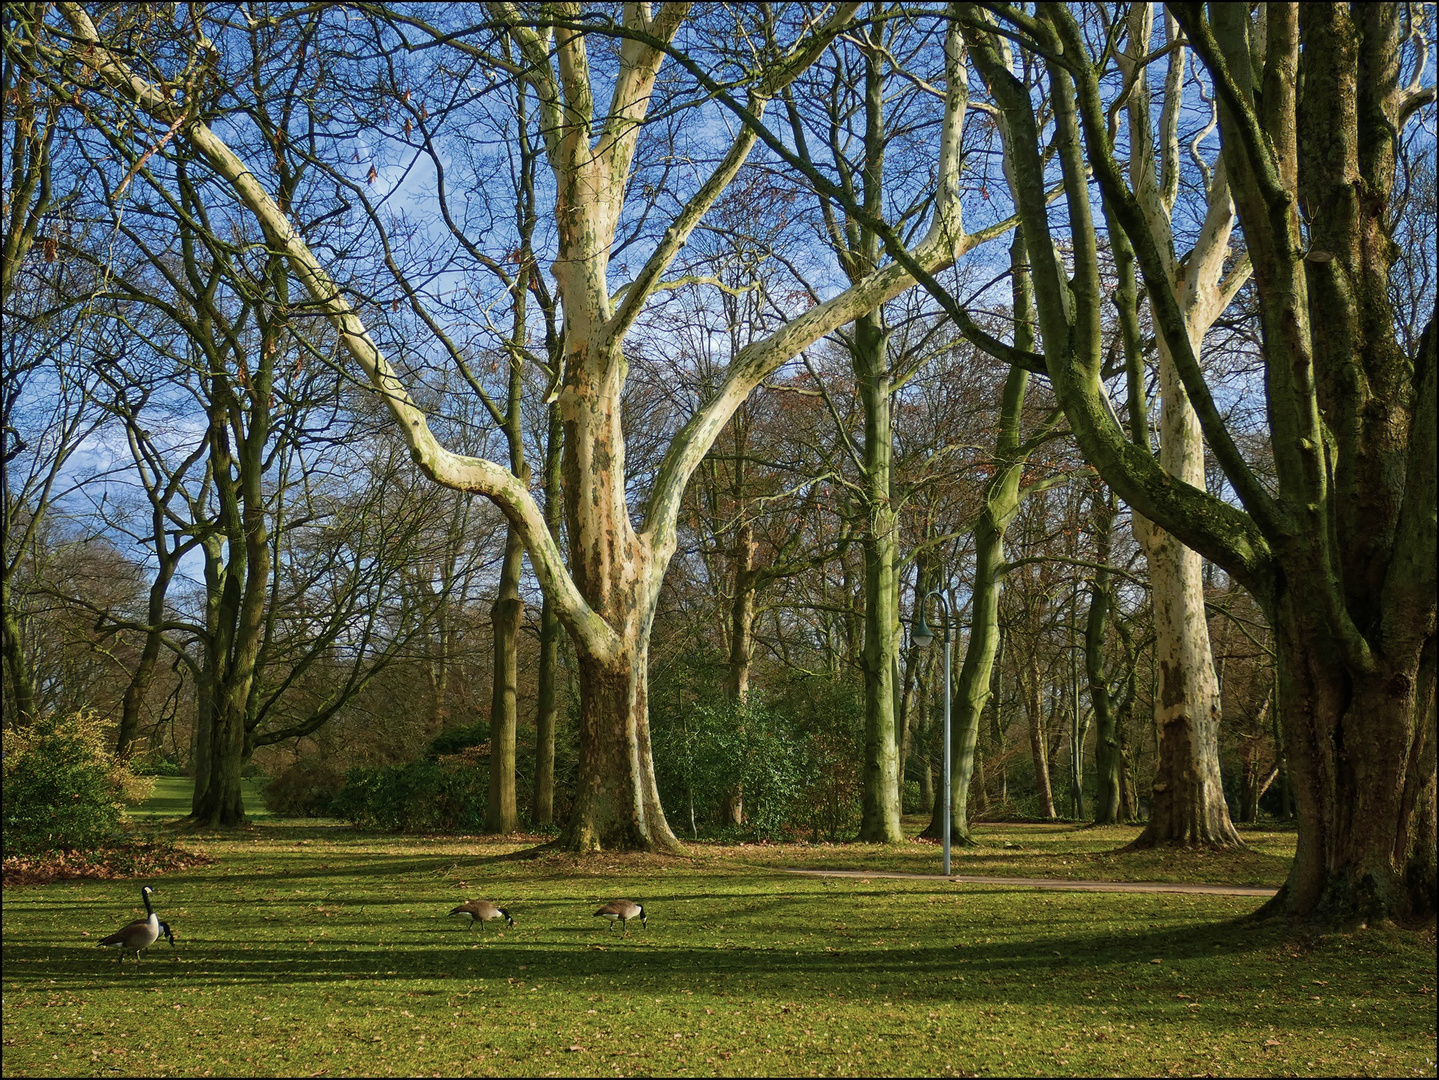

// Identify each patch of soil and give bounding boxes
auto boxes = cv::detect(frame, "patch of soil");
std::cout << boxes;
[2,839,215,886]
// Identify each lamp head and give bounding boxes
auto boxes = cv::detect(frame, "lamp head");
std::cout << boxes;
[912,609,935,649]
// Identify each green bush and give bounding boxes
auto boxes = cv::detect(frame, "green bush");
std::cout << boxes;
[132,753,186,778]
[426,722,490,759]
[331,758,489,833]
[654,694,813,842]
[783,677,864,842]
[264,757,346,818]
[2,711,142,854]
[901,779,923,815]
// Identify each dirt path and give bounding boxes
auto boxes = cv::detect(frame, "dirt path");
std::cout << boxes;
[785,868,1277,897]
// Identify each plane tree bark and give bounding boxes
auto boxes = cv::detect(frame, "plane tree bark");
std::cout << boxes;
[1115,5,1245,849]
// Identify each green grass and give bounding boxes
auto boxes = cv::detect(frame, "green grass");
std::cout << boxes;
[741,817,1298,888]
[125,776,278,822]
[3,808,1434,1076]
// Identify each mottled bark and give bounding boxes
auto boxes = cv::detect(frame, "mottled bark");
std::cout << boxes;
[1120,5,1242,849]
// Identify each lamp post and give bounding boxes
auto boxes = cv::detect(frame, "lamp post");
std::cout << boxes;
[912,589,951,877]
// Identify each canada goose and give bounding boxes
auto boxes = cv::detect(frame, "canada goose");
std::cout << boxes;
[448,899,515,931]
[594,900,646,933]
[98,885,161,964]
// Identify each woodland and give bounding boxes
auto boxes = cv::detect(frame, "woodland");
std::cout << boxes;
[2,2,1435,931]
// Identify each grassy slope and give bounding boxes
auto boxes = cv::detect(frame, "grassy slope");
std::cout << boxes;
[2,806,1434,1076]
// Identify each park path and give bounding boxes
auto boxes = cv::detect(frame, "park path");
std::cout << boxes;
[785,868,1277,898]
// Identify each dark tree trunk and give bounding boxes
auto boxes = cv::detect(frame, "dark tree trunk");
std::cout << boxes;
[1089,488,1121,825]
[486,525,523,834]
[532,402,564,827]
[1261,610,1436,923]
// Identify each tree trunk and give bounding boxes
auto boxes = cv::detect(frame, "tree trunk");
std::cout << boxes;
[1129,349,1240,848]
[720,520,758,826]
[1022,651,1056,819]
[1,594,35,727]
[922,234,1041,840]
[115,558,178,757]
[193,688,247,826]
[560,643,681,853]
[552,336,681,854]
[190,383,270,828]
[1261,608,1437,923]
[855,308,904,844]
[486,524,523,834]
[920,407,1018,844]
[1089,487,1121,825]
[532,402,564,827]
[917,670,934,815]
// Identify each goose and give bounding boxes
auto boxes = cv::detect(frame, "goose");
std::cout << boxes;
[98,885,161,964]
[593,900,646,933]
[448,899,515,931]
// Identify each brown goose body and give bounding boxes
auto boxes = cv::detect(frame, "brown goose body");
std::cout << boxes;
[98,886,162,963]
[448,900,514,930]
[594,900,646,933]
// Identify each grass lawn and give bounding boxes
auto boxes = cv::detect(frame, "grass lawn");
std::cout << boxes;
[2,798,1434,1077]
[124,776,277,822]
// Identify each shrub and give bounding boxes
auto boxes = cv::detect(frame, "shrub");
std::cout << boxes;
[331,758,489,833]
[264,758,347,818]
[2,711,145,854]
[901,780,923,815]
[131,753,186,778]
[426,722,490,759]
[654,694,811,842]
[787,679,864,842]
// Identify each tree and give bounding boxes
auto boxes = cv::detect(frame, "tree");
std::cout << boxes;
[52,3,1011,851]
[921,232,1064,842]
[957,3,1435,922]
[1115,4,1245,849]
[2,11,101,727]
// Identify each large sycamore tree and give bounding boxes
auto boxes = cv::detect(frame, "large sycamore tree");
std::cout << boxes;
[47,2,1013,850]
[955,2,1434,924]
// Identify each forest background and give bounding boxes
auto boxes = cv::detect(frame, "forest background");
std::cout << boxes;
[3,2,1434,929]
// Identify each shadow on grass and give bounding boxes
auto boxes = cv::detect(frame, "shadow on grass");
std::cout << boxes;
[6,909,1271,999]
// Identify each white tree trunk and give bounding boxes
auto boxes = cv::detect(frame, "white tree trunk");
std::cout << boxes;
[1122,4,1245,847]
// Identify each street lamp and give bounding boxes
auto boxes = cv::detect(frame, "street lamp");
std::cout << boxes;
[912,588,952,877]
